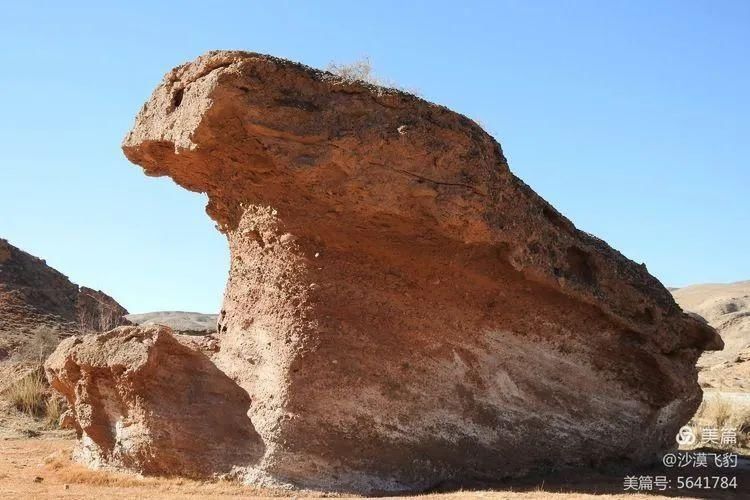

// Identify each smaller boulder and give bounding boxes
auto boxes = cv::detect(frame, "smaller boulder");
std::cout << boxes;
[44,325,263,478]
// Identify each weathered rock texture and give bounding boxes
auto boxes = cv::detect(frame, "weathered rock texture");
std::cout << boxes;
[45,325,262,478]
[92,51,723,492]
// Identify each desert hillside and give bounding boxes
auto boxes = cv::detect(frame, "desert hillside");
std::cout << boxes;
[672,281,750,391]
[0,238,129,437]
[0,238,129,365]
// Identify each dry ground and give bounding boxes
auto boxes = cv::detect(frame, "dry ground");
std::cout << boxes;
[1,437,748,499]
[0,438,294,499]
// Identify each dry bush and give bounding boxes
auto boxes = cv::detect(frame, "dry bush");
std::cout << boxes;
[16,326,60,362]
[1,326,67,424]
[44,394,66,428]
[5,368,47,416]
[687,396,750,451]
[326,57,379,84]
[702,397,732,429]
[2,362,67,426]
[326,56,420,96]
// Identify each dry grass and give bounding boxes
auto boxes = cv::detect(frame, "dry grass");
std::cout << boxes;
[2,438,736,499]
[44,451,187,488]
[733,405,750,449]
[44,394,65,428]
[0,326,69,428]
[4,368,47,417]
[41,449,299,496]
[699,396,732,428]
[326,57,380,84]
[55,466,150,488]
[686,395,750,450]
[1,362,67,428]
[325,57,420,96]
[19,327,60,361]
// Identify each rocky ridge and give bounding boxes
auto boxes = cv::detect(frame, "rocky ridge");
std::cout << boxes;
[0,238,129,366]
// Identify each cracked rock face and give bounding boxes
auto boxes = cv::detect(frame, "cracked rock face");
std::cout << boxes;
[113,51,723,492]
[45,326,263,478]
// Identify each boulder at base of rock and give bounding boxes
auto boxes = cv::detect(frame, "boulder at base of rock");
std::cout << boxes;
[44,325,263,478]
[89,51,723,493]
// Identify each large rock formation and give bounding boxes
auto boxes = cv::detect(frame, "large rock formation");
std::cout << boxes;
[56,51,722,493]
[0,238,129,364]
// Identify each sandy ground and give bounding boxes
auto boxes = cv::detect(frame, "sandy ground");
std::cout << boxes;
[0,438,294,499]
[1,437,748,499]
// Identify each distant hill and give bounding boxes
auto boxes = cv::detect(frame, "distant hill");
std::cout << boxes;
[126,311,218,335]
[671,280,750,391]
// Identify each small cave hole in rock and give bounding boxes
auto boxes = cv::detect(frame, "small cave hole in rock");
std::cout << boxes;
[565,246,597,285]
[171,87,184,111]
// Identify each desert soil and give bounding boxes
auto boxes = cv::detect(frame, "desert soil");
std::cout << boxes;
[1,436,747,499]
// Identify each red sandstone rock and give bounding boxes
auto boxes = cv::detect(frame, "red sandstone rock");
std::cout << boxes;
[44,325,263,478]
[75,51,722,492]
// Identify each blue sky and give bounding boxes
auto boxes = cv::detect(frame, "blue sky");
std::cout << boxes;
[1,1,748,313]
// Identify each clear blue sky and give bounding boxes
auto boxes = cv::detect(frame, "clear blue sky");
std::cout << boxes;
[1,1,748,313]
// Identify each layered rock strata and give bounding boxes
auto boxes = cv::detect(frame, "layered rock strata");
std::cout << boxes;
[53,51,721,493]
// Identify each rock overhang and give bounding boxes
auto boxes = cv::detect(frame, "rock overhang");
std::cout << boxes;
[121,50,720,355]
[46,49,728,493]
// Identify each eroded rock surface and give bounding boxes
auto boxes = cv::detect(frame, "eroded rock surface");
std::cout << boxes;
[45,325,262,478]
[115,51,722,492]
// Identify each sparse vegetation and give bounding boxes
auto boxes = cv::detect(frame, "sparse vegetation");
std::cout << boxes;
[684,396,750,450]
[44,394,66,428]
[2,360,66,427]
[698,396,733,429]
[16,326,61,362]
[5,368,47,417]
[325,56,420,95]
[326,56,379,84]
[41,447,278,494]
